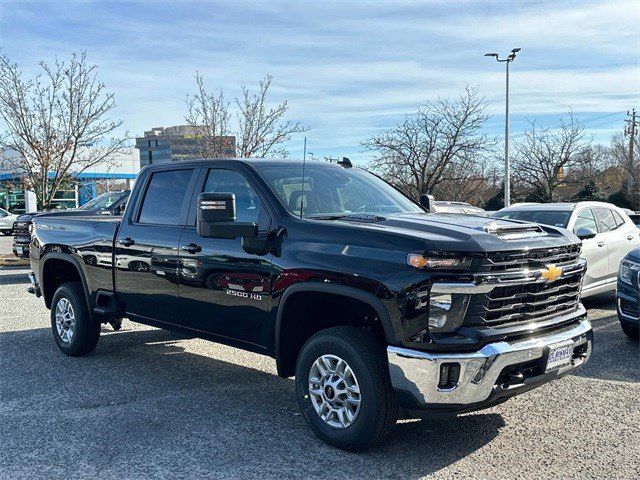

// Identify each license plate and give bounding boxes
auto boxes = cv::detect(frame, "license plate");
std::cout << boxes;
[546,342,574,372]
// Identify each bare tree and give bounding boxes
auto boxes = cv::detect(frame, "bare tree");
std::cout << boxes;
[0,51,129,209]
[363,87,493,200]
[512,114,591,202]
[185,72,231,157]
[611,131,640,207]
[185,74,308,158]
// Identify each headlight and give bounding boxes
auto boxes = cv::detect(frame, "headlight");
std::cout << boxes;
[620,260,636,285]
[407,254,472,270]
[428,292,470,333]
[28,223,34,235]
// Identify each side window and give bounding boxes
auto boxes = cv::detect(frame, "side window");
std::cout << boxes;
[573,209,598,233]
[203,169,261,224]
[593,208,617,233]
[612,210,626,228]
[138,169,194,225]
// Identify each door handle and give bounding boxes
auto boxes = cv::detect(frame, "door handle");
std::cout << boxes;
[597,241,605,248]
[119,237,135,247]
[627,234,635,241]
[180,243,202,254]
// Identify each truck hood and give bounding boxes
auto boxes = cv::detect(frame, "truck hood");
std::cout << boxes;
[625,246,640,263]
[328,213,579,253]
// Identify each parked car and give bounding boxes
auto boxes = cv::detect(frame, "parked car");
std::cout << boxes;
[493,202,640,297]
[27,159,593,451]
[433,201,486,215]
[0,207,18,235]
[12,190,130,258]
[617,247,639,340]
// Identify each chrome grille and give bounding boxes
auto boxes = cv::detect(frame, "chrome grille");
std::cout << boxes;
[465,274,583,327]
[486,245,581,272]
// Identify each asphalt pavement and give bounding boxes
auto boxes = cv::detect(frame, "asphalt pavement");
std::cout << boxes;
[0,265,638,480]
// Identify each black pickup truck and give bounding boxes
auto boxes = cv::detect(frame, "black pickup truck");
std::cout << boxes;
[28,159,593,450]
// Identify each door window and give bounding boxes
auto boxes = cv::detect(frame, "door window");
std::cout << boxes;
[612,210,626,228]
[573,209,597,233]
[138,169,194,225]
[593,208,618,233]
[203,169,261,224]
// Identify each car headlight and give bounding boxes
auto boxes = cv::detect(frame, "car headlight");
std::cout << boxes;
[620,260,636,285]
[407,254,472,270]
[428,293,470,333]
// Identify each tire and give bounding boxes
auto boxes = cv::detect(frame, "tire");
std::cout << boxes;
[295,326,398,451]
[51,282,100,356]
[620,319,639,341]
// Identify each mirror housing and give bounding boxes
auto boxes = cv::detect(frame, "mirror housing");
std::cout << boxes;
[419,194,434,213]
[197,192,258,239]
[575,227,597,240]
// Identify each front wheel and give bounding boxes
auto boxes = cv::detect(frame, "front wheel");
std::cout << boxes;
[51,282,100,356]
[295,326,398,451]
[620,319,639,341]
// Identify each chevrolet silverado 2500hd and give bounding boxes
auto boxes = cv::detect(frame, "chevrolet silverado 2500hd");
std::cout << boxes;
[28,159,593,451]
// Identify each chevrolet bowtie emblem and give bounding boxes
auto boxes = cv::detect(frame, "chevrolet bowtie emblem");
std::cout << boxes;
[541,264,563,282]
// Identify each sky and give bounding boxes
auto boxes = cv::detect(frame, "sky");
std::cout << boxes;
[0,0,638,167]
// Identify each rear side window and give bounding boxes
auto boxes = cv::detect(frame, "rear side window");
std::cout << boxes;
[138,169,194,225]
[593,208,617,232]
[612,210,626,228]
[573,209,597,233]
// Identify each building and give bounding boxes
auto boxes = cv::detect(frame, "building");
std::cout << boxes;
[0,149,139,213]
[135,125,236,168]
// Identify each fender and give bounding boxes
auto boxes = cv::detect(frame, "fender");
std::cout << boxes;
[39,252,95,317]
[273,282,397,364]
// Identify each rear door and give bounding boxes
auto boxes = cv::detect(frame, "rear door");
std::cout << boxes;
[177,165,276,348]
[573,208,608,287]
[115,166,198,324]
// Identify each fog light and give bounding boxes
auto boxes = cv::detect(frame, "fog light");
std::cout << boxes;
[438,362,461,389]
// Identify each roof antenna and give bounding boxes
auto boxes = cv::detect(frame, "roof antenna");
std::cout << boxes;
[299,136,307,219]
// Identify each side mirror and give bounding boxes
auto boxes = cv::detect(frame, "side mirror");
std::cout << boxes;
[419,194,434,213]
[197,192,258,239]
[575,227,597,240]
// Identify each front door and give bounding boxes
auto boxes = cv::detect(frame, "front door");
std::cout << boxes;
[115,167,197,324]
[177,166,276,348]
[573,208,608,288]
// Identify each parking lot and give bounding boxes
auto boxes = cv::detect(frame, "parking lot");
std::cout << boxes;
[0,236,638,479]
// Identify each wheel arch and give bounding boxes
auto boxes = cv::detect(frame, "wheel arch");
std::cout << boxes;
[40,253,94,314]
[274,283,396,378]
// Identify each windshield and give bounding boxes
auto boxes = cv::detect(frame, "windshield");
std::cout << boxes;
[78,191,126,211]
[254,164,424,218]
[493,209,572,228]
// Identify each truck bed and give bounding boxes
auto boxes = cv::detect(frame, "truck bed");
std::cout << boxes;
[31,215,120,296]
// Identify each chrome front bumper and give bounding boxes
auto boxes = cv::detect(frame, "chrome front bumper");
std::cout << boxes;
[388,315,592,408]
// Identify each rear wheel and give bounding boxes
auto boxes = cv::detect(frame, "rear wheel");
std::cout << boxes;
[620,319,639,341]
[295,326,398,451]
[51,282,100,356]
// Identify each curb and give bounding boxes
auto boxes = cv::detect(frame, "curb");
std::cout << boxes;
[0,256,29,267]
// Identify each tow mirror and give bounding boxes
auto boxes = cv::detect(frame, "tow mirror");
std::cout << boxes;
[575,227,597,240]
[419,194,434,213]
[197,192,258,239]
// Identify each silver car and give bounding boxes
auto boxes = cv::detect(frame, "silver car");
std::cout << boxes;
[0,207,18,235]
[493,202,640,297]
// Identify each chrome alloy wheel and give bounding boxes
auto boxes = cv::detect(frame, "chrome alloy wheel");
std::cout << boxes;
[308,354,361,429]
[55,298,76,343]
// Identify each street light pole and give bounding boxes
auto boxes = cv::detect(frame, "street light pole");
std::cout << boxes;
[485,48,521,208]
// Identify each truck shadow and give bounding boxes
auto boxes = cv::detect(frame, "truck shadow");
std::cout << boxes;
[0,325,504,479]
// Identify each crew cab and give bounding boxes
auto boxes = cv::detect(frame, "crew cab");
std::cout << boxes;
[28,159,593,450]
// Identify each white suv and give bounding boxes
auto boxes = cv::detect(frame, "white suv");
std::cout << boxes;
[0,207,18,235]
[493,202,640,297]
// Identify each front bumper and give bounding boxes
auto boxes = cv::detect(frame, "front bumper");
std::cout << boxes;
[388,316,592,416]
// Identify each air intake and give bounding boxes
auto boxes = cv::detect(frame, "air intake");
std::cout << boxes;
[483,222,547,240]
